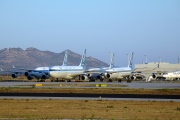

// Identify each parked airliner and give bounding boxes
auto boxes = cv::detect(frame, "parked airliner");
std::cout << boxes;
[49,49,86,81]
[85,53,115,81]
[24,50,69,81]
[1,50,68,81]
[162,70,180,80]
[104,52,134,82]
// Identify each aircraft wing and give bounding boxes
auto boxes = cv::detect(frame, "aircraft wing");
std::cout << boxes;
[85,70,104,74]
[18,68,37,72]
[0,69,24,74]
[85,67,109,73]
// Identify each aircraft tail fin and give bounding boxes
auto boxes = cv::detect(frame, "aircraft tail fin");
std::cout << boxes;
[62,50,68,66]
[79,49,86,67]
[128,52,134,69]
[109,53,114,69]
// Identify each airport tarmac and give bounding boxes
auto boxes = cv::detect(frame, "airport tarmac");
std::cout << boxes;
[0,81,180,89]
[0,81,179,101]
[1,96,180,102]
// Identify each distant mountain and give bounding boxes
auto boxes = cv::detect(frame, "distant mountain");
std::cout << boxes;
[0,47,108,70]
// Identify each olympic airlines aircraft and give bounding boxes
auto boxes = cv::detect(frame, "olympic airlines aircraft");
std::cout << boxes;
[162,70,180,80]
[1,50,68,81]
[85,53,115,81]
[24,50,69,81]
[0,65,24,77]
[104,52,134,82]
[49,49,86,81]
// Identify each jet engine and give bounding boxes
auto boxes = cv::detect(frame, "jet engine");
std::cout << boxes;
[87,73,103,80]
[11,73,18,78]
[152,73,157,79]
[96,75,102,80]
[130,75,136,80]
[104,73,111,78]
[81,75,89,80]
[86,73,91,77]
[27,75,34,80]
[42,72,49,79]
[42,75,48,79]
[24,72,29,76]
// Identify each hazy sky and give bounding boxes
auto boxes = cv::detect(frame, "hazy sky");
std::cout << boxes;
[0,0,180,66]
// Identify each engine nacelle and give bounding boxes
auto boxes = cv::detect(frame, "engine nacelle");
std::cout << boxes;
[24,72,29,76]
[130,76,136,80]
[87,73,103,80]
[81,75,89,80]
[27,75,34,80]
[12,73,18,78]
[85,73,91,77]
[42,74,49,79]
[104,73,111,78]
[96,75,102,80]
[152,73,157,78]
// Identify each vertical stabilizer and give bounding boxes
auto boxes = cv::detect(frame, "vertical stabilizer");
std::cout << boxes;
[79,49,86,67]
[109,53,114,69]
[128,52,134,69]
[62,50,68,66]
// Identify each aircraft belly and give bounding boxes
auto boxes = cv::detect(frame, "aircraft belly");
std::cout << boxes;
[30,72,41,79]
[50,71,83,79]
[50,71,67,78]
[110,73,119,79]
[120,72,131,77]
[110,72,131,79]
[64,71,84,79]
[33,74,41,79]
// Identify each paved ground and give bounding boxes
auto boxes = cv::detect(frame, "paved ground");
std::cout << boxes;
[0,81,179,101]
[0,81,180,89]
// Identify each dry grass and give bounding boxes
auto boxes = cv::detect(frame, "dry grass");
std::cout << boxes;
[0,75,28,81]
[0,75,52,82]
[0,99,180,119]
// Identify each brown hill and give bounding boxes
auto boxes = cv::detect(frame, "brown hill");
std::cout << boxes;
[0,47,108,70]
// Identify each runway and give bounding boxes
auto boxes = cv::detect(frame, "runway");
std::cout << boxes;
[0,81,179,101]
[1,96,179,102]
[0,92,180,102]
[0,81,180,89]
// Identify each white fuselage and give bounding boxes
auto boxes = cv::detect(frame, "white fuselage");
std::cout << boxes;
[88,67,109,72]
[106,67,132,79]
[49,66,85,79]
[163,71,180,80]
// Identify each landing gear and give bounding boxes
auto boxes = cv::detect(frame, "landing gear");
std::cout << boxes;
[107,79,112,82]
[37,79,45,82]
[67,80,71,82]
[89,78,95,82]
[127,79,132,83]
[100,78,104,82]
[118,79,122,82]
[89,80,95,82]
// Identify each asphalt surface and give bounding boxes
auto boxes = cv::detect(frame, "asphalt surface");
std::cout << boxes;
[0,81,179,101]
[0,81,180,89]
